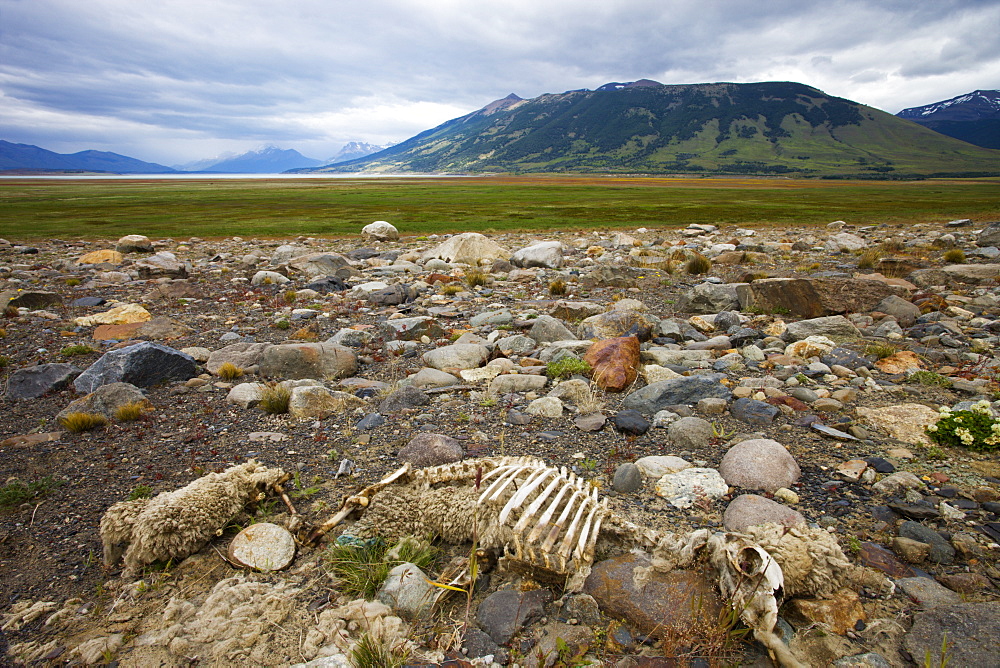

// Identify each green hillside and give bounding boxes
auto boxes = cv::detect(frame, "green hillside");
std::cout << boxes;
[314,82,1000,177]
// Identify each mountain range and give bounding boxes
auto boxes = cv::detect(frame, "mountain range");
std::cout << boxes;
[310,81,1000,177]
[0,140,175,174]
[896,89,1000,149]
[173,146,324,173]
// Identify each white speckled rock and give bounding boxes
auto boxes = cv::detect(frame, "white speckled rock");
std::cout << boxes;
[654,468,728,509]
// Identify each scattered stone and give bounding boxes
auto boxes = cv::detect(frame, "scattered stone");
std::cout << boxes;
[227,523,295,571]
[622,374,732,415]
[56,382,147,421]
[898,577,963,608]
[258,342,357,380]
[786,588,865,635]
[904,603,1000,668]
[376,562,437,620]
[723,494,805,531]
[612,409,650,436]
[583,336,640,392]
[730,397,779,425]
[899,521,955,564]
[574,412,606,432]
[612,463,643,493]
[361,221,399,241]
[423,344,489,371]
[5,363,82,400]
[476,589,548,645]
[666,416,713,449]
[74,342,197,393]
[719,438,800,492]
[378,385,430,413]
[654,467,728,508]
[397,433,463,467]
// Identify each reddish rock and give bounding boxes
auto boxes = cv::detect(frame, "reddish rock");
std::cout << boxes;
[936,573,990,595]
[93,322,143,341]
[583,553,722,637]
[584,336,640,393]
[766,395,810,411]
[858,542,916,578]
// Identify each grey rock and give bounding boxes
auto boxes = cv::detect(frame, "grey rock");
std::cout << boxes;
[528,315,577,343]
[875,295,921,328]
[622,374,731,415]
[675,283,741,314]
[355,413,385,430]
[206,342,271,374]
[398,433,463,467]
[376,562,437,619]
[378,385,430,412]
[56,382,146,421]
[288,252,350,278]
[574,412,606,432]
[904,603,1000,668]
[783,315,862,342]
[462,629,507,663]
[470,309,513,327]
[488,373,547,394]
[612,409,650,436]
[258,342,357,380]
[975,221,1000,247]
[612,463,643,493]
[476,589,549,645]
[510,240,564,269]
[423,344,489,371]
[5,363,82,399]
[667,416,714,449]
[899,521,955,564]
[226,382,266,408]
[578,310,657,341]
[493,334,537,355]
[74,342,197,393]
[409,368,460,388]
[719,438,800,493]
[384,315,446,341]
[134,251,188,278]
[730,397,780,425]
[832,653,892,668]
[326,328,373,348]
[368,284,416,305]
[724,494,805,532]
[654,468,728,508]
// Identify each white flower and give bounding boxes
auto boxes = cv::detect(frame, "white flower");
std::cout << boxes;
[927,424,938,432]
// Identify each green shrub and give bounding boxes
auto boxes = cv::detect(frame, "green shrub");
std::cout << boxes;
[60,344,95,357]
[908,371,952,387]
[927,401,1000,452]
[128,484,154,501]
[274,318,291,330]
[0,476,62,509]
[325,536,436,600]
[546,357,592,379]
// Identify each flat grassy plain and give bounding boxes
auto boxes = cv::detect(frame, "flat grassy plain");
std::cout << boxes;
[2,175,999,240]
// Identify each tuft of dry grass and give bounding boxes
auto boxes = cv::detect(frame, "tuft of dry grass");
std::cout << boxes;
[259,384,291,414]
[114,401,151,422]
[463,269,489,288]
[440,283,462,296]
[549,278,567,295]
[59,412,109,433]
[942,248,966,263]
[684,253,712,275]
[216,362,244,380]
[856,248,882,271]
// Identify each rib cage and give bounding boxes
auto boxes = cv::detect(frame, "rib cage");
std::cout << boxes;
[476,459,609,574]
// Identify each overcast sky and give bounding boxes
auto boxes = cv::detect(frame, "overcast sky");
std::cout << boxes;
[2,0,998,166]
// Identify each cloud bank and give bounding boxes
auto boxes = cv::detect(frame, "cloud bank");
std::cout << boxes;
[2,0,998,164]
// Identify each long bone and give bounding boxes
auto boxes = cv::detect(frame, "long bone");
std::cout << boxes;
[498,467,557,524]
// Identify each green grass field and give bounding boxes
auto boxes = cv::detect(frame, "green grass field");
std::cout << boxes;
[1,176,999,240]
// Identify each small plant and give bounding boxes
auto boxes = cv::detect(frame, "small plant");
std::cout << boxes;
[684,253,712,275]
[0,476,62,509]
[259,384,291,414]
[924,631,951,668]
[350,631,410,668]
[0,355,10,367]
[440,283,461,296]
[463,268,489,288]
[927,400,1000,452]
[274,318,291,330]
[942,248,966,263]
[846,535,862,554]
[3,305,18,318]
[325,536,436,600]
[549,278,567,295]
[925,446,948,461]
[60,344,95,357]
[114,401,149,422]
[0,328,6,338]
[216,361,244,380]
[127,484,154,501]
[908,370,952,388]
[290,472,322,499]
[282,290,298,305]
[864,341,899,360]
[546,357,592,380]
[580,458,597,472]
[59,411,109,433]
[65,277,81,287]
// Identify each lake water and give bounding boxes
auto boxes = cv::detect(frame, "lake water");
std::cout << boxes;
[0,172,465,180]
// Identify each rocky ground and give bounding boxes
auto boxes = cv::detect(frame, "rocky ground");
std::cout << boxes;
[1,218,1000,667]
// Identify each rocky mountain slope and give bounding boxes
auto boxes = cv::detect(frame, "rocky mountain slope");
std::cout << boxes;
[311,81,1000,177]
[896,90,1000,149]
[0,140,176,174]
[2,220,1000,666]
[324,141,398,165]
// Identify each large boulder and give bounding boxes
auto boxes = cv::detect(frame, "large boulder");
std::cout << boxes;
[115,234,153,253]
[578,310,657,342]
[5,363,82,400]
[782,315,862,342]
[362,221,399,241]
[206,342,272,374]
[134,251,188,278]
[74,342,197,393]
[422,344,489,371]
[738,277,899,318]
[622,374,731,415]
[528,315,577,344]
[288,252,350,278]
[258,343,357,380]
[723,494,805,531]
[675,283,740,314]
[975,222,1000,247]
[824,232,867,252]
[510,241,564,269]
[421,232,509,266]
[0,290,63,310]
[397,433,463,468]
